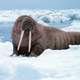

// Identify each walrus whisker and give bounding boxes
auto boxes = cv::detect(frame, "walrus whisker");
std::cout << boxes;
[17,30,24,51]
[28,31,32,53]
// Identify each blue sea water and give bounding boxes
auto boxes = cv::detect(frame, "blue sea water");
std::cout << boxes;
[0,22,13,42]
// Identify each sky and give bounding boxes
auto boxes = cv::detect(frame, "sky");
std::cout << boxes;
[0,0,80,10]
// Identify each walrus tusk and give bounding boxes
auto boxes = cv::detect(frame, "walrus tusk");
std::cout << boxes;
[17,30,31,53]
[28,31,32,53]
[17,30,24,51]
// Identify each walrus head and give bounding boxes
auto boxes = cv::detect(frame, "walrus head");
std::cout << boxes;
[17,16,36,54]
[21,16,36,31]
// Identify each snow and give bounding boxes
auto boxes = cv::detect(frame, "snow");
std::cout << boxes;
[0,9,80,80]
[0,9,80,25]
[0,42,80,80]
[62,20,80,31]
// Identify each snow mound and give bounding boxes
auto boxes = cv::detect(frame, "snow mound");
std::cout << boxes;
[0,41,80,80]
[0,9,80,26]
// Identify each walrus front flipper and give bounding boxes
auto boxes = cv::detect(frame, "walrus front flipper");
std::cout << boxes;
[11,45,20,56]
[31,44,44,56]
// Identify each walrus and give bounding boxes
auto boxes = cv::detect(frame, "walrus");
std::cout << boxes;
[11,15,80,57]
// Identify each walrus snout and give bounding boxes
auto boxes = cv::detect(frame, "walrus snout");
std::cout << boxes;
[22,21,33,31]
[22,16,35,31]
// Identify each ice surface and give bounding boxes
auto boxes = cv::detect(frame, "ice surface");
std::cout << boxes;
[0,42,80,80]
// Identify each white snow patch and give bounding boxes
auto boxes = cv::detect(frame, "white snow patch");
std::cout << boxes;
[0,41,80,80]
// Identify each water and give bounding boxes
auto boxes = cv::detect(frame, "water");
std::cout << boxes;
[0,22,13,42]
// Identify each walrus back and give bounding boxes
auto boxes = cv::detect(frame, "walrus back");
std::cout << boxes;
[43,27,80,50]
[43,27,69,50]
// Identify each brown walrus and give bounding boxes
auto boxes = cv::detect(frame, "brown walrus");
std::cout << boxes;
[11,15,80,57]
